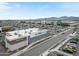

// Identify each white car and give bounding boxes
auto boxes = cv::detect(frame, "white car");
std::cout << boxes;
[67,42,77,48]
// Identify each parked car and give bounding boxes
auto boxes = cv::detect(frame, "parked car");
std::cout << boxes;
[70,40,77,44]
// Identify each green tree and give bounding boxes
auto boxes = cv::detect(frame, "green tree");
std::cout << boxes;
[51,21,54,26]
[57,20,62,26]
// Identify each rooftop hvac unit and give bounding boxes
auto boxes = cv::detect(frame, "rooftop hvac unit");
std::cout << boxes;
[18,34,21,37]
[14,32,18,35]
[25,31,27,33]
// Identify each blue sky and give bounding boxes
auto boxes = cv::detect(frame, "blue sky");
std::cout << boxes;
[0,2,79,19]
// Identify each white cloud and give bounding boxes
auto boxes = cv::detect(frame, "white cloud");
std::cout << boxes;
[14,4,21,8]
[0,2,12,10]
[0,5,12,10]
[0,2,8,5]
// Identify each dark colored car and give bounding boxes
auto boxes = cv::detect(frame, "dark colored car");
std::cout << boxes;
[70,41,77,44]
[62,33,65,34]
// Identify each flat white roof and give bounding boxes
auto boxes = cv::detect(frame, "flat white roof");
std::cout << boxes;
[5,29,28,41]
[5,28,48,41]
[29,29,48,38]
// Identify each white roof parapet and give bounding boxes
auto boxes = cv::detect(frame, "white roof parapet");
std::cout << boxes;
[5,28,48,41]
[5,29,28,41]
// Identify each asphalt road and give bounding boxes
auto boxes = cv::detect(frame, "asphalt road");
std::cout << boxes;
[20,29,73,56]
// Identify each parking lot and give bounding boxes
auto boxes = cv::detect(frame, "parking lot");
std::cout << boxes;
[59,38,79,55]
[46,33,79,56]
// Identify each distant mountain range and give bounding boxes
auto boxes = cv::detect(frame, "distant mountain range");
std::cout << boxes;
[33,16,79,20]
[1,16,79,20]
